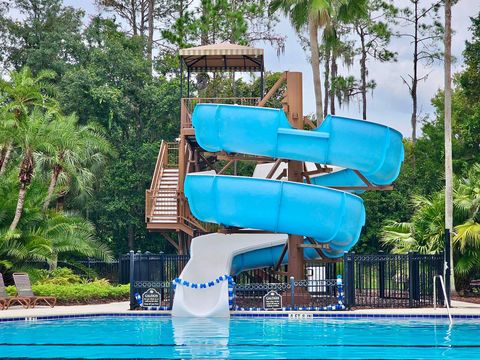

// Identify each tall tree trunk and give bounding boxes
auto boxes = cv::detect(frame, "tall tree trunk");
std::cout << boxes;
[308,18,323,124]
[444,0,455,294]
[49,253,58,271]
[10,153,34,231]
[0,143,12,175]
[131,0,138,35]
[56,193,65,211]
[330,54,337,115]
[323,49,330,118]
[43,167,60,212]
[359,29,368,120]
[9,185,27,231]
[411,1,419,143]
[140,0,146,37]
[147,0,154,72]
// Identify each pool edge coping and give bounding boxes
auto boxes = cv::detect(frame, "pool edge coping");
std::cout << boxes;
[1,311,480,322]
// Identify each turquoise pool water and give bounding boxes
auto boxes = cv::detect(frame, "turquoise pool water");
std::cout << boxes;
[0,316,479,359]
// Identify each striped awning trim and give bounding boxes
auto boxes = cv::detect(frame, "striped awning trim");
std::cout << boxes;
[179,42,264,72]
[179,43,263,57]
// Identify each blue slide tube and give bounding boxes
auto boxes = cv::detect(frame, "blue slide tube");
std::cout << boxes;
[192,104,404,185]
[185,104,404,259]
[185,174,366,254]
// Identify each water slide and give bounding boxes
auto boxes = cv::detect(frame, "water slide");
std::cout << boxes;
[172,104,404,317]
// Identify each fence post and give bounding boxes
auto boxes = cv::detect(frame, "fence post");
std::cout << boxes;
[169,281,174,309]
[159,252,165,282]
[344,252,355,307]
[408,252,420,307]
[379,251,385,299]
[290,276,295,309]
[129,250,135,310]
[118,256,123,284]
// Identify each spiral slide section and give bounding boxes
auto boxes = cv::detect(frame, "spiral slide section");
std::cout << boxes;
[172,104,404,317]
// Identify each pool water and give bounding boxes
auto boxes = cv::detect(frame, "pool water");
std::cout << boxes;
[0,316,479,359]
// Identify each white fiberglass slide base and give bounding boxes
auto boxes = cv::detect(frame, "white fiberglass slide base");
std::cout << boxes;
[172,233,287,317]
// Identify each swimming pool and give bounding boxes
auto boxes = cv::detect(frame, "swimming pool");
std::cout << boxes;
[0,316,479,359]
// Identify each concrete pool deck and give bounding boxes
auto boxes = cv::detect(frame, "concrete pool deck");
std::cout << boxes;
[1,300,480,320]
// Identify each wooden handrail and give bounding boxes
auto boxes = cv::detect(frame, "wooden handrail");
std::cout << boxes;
[150,140,167,190]
[181,97,261,129]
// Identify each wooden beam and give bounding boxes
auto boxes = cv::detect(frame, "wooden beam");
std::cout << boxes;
[275,168,287,180]
[163,233,179,251]
[218,160,234,174]
[197,152,216,170]
[258,72,287,107]
[266,159,282,179]
[213,152,275,162]
[274,242,289,271]
[331,185,394,191]
[303,167,333,176]
[304,237,330,260]
[218,227,274,234]
[303,117,317,129]
[353,169,373,187]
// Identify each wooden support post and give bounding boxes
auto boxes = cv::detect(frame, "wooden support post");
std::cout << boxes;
[258,72,287,107]
[178,137,186,192]
[285,72,305,281]
[266,159,282,179]
[194,149,200,172]
[218,160,234,174]
[164,233,180,253]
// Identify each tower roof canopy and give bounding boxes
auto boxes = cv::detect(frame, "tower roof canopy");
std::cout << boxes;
[179,42,264,72]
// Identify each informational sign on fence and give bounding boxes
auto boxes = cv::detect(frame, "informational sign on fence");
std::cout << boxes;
[142,288,161,307]
[263,290,282,310]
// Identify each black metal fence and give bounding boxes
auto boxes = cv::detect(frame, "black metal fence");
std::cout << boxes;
[344,252,444,308]
[233,278,341,310]
[25,250,444,310]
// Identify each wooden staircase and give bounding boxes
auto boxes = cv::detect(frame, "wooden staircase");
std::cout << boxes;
[146,140,207,237]
[150,168,179,224]
[146,97,260,251]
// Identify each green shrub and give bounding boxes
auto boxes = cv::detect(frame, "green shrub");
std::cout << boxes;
[26,267,84,285]
[6,281,129,304]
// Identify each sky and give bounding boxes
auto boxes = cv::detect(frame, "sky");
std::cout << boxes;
[65,0,480,137]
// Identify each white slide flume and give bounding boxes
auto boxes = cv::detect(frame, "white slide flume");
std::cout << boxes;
[172,233,288,317]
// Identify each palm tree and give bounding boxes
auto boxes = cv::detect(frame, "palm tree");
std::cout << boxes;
[0,175,112,270]
[382,192,447,254]
[382,165,480,289]
[39,210,113,270]
[270,0,367,123]
[270,0,333,122]
[452,165,480,282]
[8,109,57,231]
[0,67,58,175]
[40,114,114,212]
